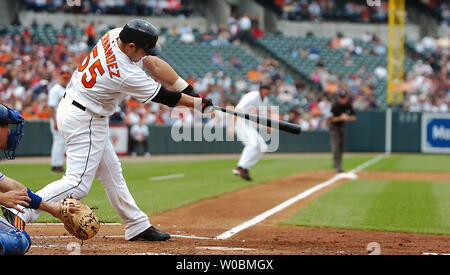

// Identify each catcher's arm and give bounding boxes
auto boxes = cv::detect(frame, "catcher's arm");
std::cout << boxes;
[0,176,79,217]
[39,200,80,220]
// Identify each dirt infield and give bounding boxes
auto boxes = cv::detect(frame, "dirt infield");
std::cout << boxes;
[25,170,450,255]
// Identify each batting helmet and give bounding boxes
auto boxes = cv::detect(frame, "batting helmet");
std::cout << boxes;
[0,104,24,160]
[119,19,161,56]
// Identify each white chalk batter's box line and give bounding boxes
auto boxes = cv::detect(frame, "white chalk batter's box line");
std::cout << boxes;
[31,234,215,240]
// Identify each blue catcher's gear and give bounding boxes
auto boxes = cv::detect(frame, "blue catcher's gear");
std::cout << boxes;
[0,104,24,159]
[0,228,31,255]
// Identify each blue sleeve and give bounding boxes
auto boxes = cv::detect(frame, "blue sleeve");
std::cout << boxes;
[26,188,42,210]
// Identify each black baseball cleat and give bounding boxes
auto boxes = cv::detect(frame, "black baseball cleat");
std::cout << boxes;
[1,207,26,231]
[129,226,170,241]
[232,167,252,181]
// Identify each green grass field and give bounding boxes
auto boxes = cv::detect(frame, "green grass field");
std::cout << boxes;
[0,154,372,223]
[2,153,450,236]
[280,153,450,235]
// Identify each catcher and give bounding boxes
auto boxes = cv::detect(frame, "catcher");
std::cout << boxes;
[0,104,85,254]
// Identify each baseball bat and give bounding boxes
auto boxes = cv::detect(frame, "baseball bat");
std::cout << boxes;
[213,106,302,135]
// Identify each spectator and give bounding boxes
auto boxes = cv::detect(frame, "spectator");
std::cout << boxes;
[85,21,97,48]
[227,53,242,68]
[235,76,248,92]
[238,13,252,39]
[210,52,223,68]
[308,0,322,22]
[246,67,262,83]
[329,32,342,49]
[180,28,195,44]
[123,106,140,125]
[251,21,264,39]
[372,40,387,56]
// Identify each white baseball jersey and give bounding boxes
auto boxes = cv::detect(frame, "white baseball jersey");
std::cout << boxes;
[130,124,149,141]
[236,90,269,114]
[234,91,270,170]
[65,28,162,117]
[48,83,66,110]
[13,27,160,240]
[235,90,270,127]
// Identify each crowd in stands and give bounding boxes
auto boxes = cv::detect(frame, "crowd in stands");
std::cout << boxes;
[0,14,448,132]
[403,34,449,113]
[419,0,450,25]
[171,11,264,47]
[274,0,389,23]
[24,0,194,17]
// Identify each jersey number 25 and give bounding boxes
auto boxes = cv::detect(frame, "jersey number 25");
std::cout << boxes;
[78,46,105,89]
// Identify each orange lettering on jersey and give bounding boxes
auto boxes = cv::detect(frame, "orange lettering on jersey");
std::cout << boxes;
[101,32,109,45]
[101,32,120,80]
[107,62,120,78]
[104,46,113,60]
[106,55,116,65]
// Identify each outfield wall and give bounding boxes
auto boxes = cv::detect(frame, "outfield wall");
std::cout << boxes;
[14,110,447,157]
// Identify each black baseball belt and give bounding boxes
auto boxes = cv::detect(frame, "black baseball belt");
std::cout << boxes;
[63,93,105,118]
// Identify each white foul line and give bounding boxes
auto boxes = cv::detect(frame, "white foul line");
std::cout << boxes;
[216,154,386,240]
[150,173,185,181]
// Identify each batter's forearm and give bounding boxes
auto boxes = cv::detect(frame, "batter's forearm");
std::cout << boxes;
[176,93,198,108]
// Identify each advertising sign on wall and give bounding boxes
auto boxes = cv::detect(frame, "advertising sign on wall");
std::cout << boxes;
[421,113,450,153]
[109,125,129,155]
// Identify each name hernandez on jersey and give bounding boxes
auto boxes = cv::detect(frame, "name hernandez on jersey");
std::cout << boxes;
[100,31,121,80]
[65,28,161,117]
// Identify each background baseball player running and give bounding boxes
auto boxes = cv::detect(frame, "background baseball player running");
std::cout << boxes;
[229,84,272,181]
[48,70,71,173]
[3,19,211,242]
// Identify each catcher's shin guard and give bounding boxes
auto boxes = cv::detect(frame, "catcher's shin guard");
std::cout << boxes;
[1,207,26,231]
[0,228,31,255]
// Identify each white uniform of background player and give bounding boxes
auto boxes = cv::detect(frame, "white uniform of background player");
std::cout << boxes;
[130,116,151,157]
[231,85,272,181]
[47,72,69,172]
[11,27,164,240]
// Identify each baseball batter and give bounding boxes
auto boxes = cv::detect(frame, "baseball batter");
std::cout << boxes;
[3,19,212,242]
[230,84,272,181]
[0,104,74,254]
[48,71,71,173]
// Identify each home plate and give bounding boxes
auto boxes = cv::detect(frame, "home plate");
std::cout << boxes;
[196,246,256,251]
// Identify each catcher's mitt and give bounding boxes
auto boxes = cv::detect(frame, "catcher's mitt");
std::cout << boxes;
[60,198,100,240]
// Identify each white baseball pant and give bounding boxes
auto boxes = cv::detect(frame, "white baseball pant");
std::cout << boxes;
[236,120,268,170]
[17,96,150,240]
[49,119,66,168]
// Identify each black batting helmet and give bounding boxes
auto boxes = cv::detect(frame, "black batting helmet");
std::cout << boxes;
[119,19,161,56]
